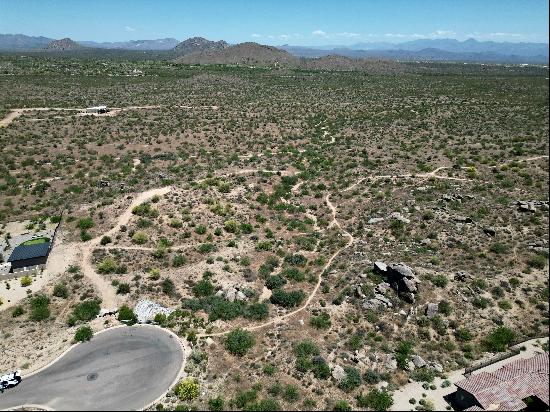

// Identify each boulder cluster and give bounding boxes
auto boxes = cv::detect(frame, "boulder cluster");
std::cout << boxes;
[374,261,421,303]
[215,285,249,302]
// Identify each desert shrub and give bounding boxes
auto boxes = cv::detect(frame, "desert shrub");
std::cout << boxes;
[132,231,148,244]
[208,397,224,411]
[118,304,137,324]
[310,312,331,329]
[283,384,300,402]
[311,357,331,379]
[12,305,25,317]
[225,328,255,356]
[489,243,510,254]
[527,254,547,269]
[20,276,32,287]
[71,299,101,322]
[410,368,437,383]
[198,242,216,254]
[53,283,69,298]
[97,257,118,274]
[430,274,448,288]
[284,253,307,266]
[175,377,199,401]
[472,297,491,309]
[223,220,239,233]
[282,267,305,282]
[235,389,258,408]
[438,300,452,316]
[269,289,305,308]
[265,275,287,290]
[29,294,50,321]
[244,303,269,321]
[455,328,473,342]
[395,340,414,369]
[117,283,130,294]
[74,325,93,342]
[243,398,280,411]
[132,203,158,218]
[333,400,351,411]
[294,341,320,357]
[172,254,187,267]
[193,279,214,297]
[483,326,516,352]
[363,369,382,384]
[339,367,361,392]
[498,300,512,310]
[162,278,176,295]
[77,217,94,230]
[357,389,393,411]
[100,236,112,245]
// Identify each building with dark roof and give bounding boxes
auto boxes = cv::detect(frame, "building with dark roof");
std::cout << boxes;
[454,353,549,411]
[7,241,51,271]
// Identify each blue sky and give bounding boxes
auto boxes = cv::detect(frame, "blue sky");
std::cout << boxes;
[1,0,548,45]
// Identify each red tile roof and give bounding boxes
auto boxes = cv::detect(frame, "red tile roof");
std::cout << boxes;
[456,353,549,411]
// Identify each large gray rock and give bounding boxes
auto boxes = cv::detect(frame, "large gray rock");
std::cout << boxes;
[426,303,439,318]
[375,282,391,295]
[412,355,427,368]
[332,365,346,382]
[374,261,388,274]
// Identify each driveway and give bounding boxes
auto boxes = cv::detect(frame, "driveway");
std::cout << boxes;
[0,326,184,411]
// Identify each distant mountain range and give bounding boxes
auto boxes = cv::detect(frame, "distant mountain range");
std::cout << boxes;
[0,33,547,64]
[80,38,180,50]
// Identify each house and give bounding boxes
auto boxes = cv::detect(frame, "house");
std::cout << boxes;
[453,353,549,411]
[7,241,52,272]
[86,105,109,114]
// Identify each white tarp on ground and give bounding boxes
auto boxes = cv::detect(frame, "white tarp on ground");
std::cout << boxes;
[134,299,173,324]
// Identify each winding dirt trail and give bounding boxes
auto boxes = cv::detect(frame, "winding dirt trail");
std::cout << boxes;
[197,193,354,338]
[80,186,171,308]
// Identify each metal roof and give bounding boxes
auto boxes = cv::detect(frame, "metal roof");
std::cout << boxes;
[8,242,51,262]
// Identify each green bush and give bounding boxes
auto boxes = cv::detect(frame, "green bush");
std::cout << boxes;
[225,328,255,356]
[29,294,50,321]
[53,283,69,299]
[172,254,187,267]
[118,304,137,324]
[74,325,94,342]
[357,389,393,411]
[20,276,32,287]
[310,312,331,329]
[483,326,516,352]
[132,231,148,244]
[208,397,224,411]
[71,299,101,322]
[244,303,269,321]
[117,283,131,294]
[338,367,361,392]
[193,279,214,297]
[100,236,112,245]
[77,217,94,230]
[395,340,414,369]
[333,400,351,411]
[12,305,25,317]
[265,275,287,290]
[294,341,320,357]
[269,289,305,308]
[175,377,199,401]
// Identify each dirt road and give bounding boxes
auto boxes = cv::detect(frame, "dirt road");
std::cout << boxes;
[80,186,171,309]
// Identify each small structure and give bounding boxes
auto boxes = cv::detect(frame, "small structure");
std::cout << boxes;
[7,241,51,272]
[453,353,549,411]
[86,105,109,114]
[0,262,11,276]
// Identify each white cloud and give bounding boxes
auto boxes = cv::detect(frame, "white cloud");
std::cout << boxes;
[312,29,328,37]
[336,32,360,38]
[125,26,136,32]
[251,33,261,38]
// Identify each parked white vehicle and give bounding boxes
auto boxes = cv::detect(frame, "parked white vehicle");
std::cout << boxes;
[0,370,21,392]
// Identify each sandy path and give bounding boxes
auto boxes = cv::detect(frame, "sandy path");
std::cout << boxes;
[80,186,171,309]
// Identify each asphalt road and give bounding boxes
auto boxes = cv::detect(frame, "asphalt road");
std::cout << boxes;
[0,326,184,411]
